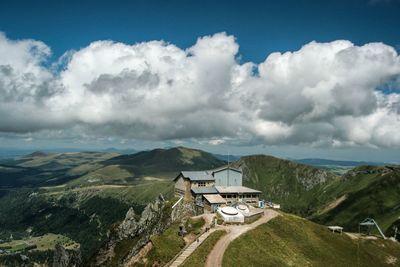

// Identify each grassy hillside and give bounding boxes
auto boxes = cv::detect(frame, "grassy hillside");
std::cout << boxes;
[0,146,225,264]
[0,147,225,188]
[0,151,120,187]
[0,180,174,263]
[234,155,400,233]
[0,233,79,252]
[182,230,226,267]
[0,189,137,260]
[234,155,338,216]
[103,147,226,179]
[311,165,400,233]
[223,213,400,267]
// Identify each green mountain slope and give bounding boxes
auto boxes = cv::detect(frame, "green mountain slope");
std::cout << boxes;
[234,155,338,216]
[103,146,226,179]
[0,146,225,264]
[224,213,400,267]
[311,165,400,233]
[0,152,120,187]
[0,147,225,188]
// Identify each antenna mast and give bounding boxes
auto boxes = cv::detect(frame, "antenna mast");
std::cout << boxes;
[227,150,230,185]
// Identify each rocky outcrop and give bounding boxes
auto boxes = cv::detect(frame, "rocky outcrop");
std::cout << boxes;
[52,244,82,267]
[118,194,169,240]
[94,194,175,266]
[171,200,196,222]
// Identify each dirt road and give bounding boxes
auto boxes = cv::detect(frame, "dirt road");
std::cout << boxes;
[205,209,279,267]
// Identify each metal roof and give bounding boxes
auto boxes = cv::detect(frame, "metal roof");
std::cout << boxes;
[191,186,219,194]
[215,186,261,194]
[203,194,227,204]
[210,166,242,174]
[181,171,215,181]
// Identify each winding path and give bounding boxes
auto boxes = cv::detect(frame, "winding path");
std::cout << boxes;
[205,209,279,267]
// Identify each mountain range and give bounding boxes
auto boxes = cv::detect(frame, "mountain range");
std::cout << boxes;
[0,146,398,266]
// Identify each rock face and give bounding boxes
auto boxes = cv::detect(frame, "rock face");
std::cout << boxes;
[171,200,196,222]
[52,244,82,267]
[118,194,170,241]
[94,194,177,266]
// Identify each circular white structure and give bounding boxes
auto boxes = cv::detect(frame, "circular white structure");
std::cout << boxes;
[221,206,239,215]
[237,204,247,211]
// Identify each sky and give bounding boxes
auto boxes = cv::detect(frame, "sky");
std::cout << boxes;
[0,0,399,161]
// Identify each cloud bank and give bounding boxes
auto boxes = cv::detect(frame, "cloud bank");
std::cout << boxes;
[0,32,399,148]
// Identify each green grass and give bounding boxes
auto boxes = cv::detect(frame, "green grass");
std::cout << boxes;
[182,230,226,267]
[145,223,186,266]
[42,181,174,206]
[235,155,338,216]
[68,164,134,186]
[103,147,225,179]
[312,166,400,233]
[185,217,206,235]
[109,237,138,266]
[19,152,119,169]
[223,214,400,267]
[0,233,78,253]
[235,156,400,234]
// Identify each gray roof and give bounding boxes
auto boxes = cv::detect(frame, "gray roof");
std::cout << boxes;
[181,171,215,181]
[210,166,242,174]
[215,186,261,194]
[191,186,219,194]
[203,194,227,204]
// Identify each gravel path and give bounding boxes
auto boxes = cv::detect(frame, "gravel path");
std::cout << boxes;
[205,209,279,267]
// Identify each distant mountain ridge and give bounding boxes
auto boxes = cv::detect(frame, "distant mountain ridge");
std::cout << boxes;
[295,158,386,167]
[311,165,400,233]
[233,155,338,216]
[0,146,399,266]
[104,146,226,178]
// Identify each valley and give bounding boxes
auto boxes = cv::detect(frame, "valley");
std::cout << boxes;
[0,146,399,266]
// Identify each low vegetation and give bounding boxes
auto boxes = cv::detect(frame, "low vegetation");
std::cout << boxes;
[185,217,206,235]
[223,213,400,267]
[104,146,226,179]
[145,223,186,266]
[312,165,400,233]
[1,147,399,266]
[0,190,136,261]
[182,230,226,267]
[235,155,338,216]
[0,233,78,253]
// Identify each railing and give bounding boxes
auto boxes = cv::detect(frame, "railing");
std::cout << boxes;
[172,197,183,209]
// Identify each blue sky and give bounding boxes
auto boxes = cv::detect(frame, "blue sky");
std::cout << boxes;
[1,0,399,63]
[0,0,400,161]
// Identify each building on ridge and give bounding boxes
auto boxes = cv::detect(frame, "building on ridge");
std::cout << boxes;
[174,166,261,213]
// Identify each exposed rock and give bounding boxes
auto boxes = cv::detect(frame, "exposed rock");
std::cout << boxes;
[94,194,177,266]
[20,254,29,261]
[117,207,137,239]
[123,241,153,267]
[171,200,196,222]
[52,244,82,267]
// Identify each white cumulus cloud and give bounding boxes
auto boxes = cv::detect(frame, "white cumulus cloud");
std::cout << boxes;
[0,32,399,148]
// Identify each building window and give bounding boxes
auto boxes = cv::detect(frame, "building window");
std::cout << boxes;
[198,182,206,187]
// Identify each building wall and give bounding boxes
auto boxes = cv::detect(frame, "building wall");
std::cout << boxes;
[214,169,242,186]
[220,193,260,205]
[174,176,192,201]
[174,176,185,196]
[190,181,215,188]
[203,201,226,213]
